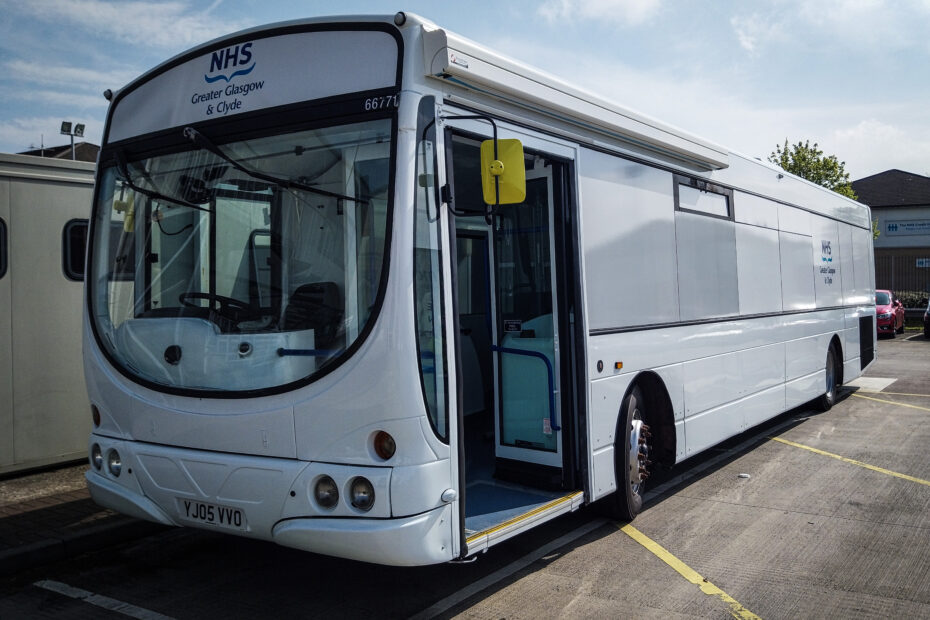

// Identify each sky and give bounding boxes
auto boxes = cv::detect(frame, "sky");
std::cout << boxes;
[1,0,929,180]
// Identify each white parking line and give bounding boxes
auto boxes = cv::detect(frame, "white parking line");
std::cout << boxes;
[845,376,897,392]
[34,580,175,620]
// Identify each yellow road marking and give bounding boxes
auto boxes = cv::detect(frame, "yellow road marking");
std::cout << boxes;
[857,391,930,399]
[851,393,930,413]
[770,437,930,487]
[619,523,761,620]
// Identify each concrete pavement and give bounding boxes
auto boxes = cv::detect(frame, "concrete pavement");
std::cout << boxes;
[0,463,163,577]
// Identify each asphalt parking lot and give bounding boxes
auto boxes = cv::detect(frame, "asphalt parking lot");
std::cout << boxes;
[2,334,929,618]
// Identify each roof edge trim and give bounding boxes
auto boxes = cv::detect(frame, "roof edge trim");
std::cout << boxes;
[423,26,729,171]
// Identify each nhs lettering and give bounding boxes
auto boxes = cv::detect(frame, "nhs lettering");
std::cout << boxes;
[205,42,255,83]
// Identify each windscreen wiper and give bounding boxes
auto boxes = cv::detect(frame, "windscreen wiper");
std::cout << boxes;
[183,126,367,205]
[115,149,211,212]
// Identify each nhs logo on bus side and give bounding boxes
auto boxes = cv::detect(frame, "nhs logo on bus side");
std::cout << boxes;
[205,42,255,83]
[820,240,836,285]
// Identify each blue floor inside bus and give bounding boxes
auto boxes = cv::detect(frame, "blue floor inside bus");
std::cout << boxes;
[464,481,561,534]
[463,410,562,535]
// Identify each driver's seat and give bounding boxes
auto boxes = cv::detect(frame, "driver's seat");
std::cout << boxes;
[282,282,343,348]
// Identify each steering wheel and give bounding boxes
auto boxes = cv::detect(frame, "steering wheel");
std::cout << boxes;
[179,292,252,316]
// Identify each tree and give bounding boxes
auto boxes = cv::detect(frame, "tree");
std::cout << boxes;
[769,139,858,200]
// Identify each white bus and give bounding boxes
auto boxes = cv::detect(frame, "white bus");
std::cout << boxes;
[84,13,876,566]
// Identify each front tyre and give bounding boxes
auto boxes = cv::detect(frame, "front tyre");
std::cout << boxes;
[816,348,838,412]
[608,386,651,521]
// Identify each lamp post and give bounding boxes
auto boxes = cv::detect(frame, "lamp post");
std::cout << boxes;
[60,121,85,160]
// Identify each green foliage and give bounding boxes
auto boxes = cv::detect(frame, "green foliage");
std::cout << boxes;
[769,139,858,200]
[872,218,880,240]
[894,290,928,309]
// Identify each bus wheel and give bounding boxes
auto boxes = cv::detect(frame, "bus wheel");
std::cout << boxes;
[610,386,651,521]
[816,348,837,412]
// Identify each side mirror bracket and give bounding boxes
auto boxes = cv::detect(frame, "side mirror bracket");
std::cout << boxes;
[441,114,526,224]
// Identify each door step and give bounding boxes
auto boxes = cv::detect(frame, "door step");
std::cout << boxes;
[465,489,584,556]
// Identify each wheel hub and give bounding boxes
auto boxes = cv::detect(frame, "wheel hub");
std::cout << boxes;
[629,418,650,494]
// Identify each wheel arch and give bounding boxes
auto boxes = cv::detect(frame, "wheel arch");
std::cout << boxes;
[622,371,676,468]
[829,334,844,387]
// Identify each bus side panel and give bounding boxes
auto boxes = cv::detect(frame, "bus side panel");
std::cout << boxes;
[0,176,12,470]
[577,148,679,332]
[588,372,635,502]
[577,146,680,500]
[588,362,684,501]
[735,223,782,316]
[811,215,842,308]
[784,331,835,409]
[839,222,861,374]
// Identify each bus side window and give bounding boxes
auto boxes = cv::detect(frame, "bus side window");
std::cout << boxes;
[63,219,89,281]
[0,217,6,279]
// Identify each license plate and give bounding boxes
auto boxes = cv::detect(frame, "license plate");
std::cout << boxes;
[177,498,246,531]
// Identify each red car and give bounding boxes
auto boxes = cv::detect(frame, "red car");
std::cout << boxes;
[875,289,905,337]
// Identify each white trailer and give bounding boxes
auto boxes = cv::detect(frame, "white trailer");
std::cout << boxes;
[83,13,875,565]
[1,153,94,475]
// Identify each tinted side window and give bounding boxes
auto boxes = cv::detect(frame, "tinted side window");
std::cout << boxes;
[63,219,89,281]
[0,217,6,279]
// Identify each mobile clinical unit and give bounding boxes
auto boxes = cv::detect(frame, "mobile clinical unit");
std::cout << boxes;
[84,13,876,565]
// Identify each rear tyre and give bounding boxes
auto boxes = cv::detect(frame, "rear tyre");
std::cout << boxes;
[607,386,651,521]
[816,348,838,412]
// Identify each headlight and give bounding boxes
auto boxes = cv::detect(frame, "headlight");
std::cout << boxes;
[314,476,339,509]
[878,312,892,319]
[91,444,103,470]
[107,449,122,477]
[349,477,375,512]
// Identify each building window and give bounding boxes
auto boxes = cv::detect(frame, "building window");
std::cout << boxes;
[63,219,89,281]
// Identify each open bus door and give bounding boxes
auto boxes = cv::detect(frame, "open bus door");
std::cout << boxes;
[444,126,584,557]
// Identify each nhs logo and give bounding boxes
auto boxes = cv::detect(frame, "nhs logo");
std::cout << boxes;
[204,42,255,83]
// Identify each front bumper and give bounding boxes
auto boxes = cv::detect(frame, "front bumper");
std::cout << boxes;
[85,435,455,565]
[86,469,174,525]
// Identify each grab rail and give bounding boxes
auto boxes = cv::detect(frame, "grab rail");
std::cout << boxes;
[490,345,560,432]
